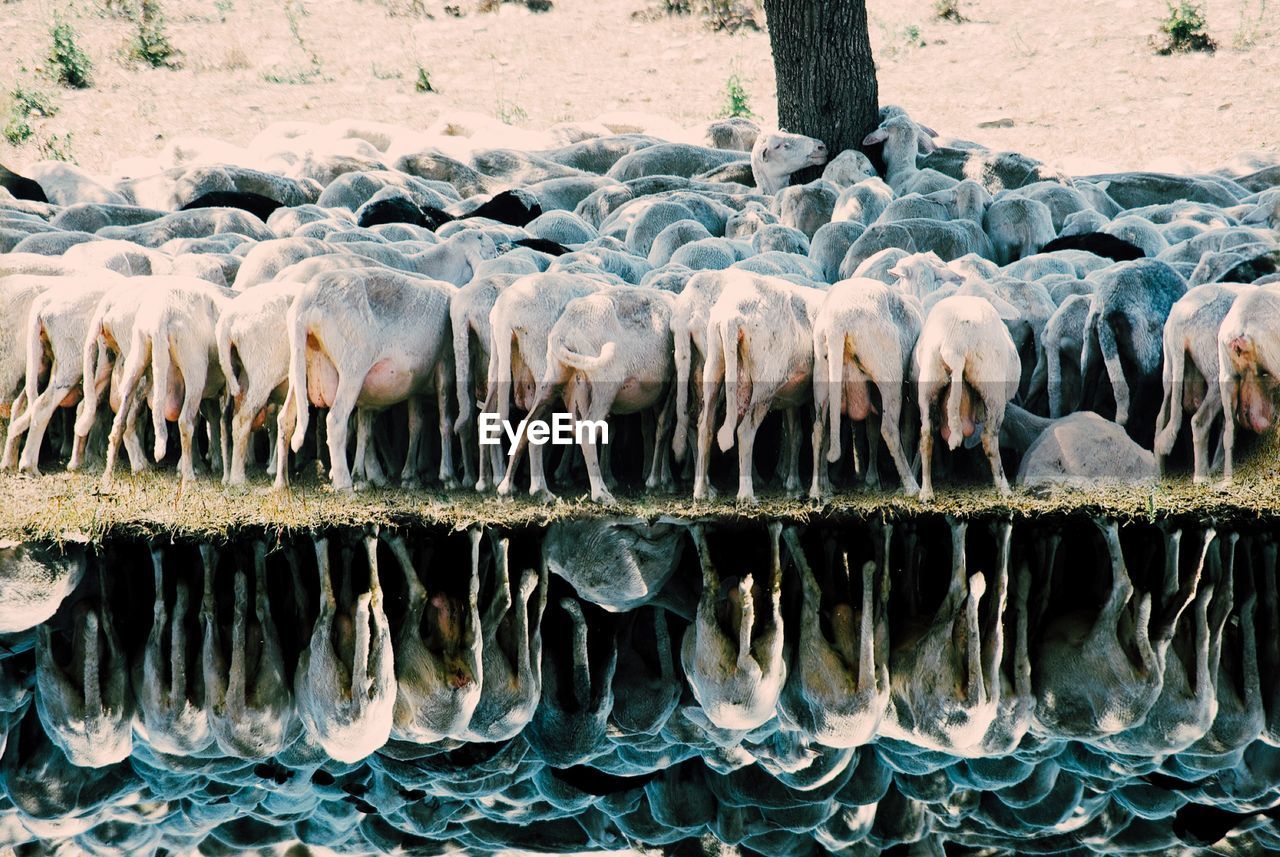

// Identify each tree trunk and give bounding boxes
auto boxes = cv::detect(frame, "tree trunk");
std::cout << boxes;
[762,0,880,165]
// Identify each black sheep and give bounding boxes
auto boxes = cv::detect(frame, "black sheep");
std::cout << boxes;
[0,163,48,203]
[465,189,542,227]
[513,237,571,256]
[179,190,283,222]
[1040,231,1145,262]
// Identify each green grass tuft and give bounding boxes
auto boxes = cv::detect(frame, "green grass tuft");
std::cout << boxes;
[49,17,93,88]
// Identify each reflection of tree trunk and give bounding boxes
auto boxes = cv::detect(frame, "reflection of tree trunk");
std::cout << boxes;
[762,0,880,180]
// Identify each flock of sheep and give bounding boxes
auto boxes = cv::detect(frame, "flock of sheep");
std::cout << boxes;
[2,101,1280,853]
[6,509,1280,855]
[1,104,1278,504]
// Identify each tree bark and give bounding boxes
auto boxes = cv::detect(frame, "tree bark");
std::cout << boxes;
[762,0,880,162]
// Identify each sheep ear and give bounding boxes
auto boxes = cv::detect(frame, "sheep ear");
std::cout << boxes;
[862,128,888,146]
[917,134,939,154]
[987,293,1023,321]
[918,123,940,138]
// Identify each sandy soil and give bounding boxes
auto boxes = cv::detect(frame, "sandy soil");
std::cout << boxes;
[0,0,1277,176]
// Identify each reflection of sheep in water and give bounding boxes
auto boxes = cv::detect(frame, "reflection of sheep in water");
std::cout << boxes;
[0,515,1277,851]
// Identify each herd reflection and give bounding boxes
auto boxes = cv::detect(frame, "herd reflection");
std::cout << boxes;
[1,515,1279,854]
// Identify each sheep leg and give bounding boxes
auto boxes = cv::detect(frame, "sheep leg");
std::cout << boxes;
[353,409,385,488]
[645,386,676,491]
[102,337,152,488]
[70,345,112,471]
[475,375,506,492]
[1,391,32,471]
[148,546,169,701]
[1189,381,1222,485]
[978,384,1011,495]
[273,386,298,489]
[1013,560,1032,701]
[734,401,769,505]
[384,530,427,616]
[1046,339,1066,419]
[555,597,593,709]
[964,572,988,705]
[578,385,618,505]
[1152,339,1183,473]
[690,524,721,641]
[917,380,945,502]
[757,520,785,671]
[480,531,512,632]
[982,520,1012,697]
[944,517,969,615]
[1096,317,1131,425]
[1218,371,1238,484]
[16,376,76,476]
[174,355,209,483]
[227,376,271,487]
[198,544,227,718]
[693,338,723,502]
[810,368,830,502]
[399,397,424,489]
[323,373,364,493]
[877,378,918,495]
[864,410,882,490]
[435,364,457,489]
[782,407,802,496]
[122,392,149,473]
[203,398,224,478]
[1091,519,1138,651]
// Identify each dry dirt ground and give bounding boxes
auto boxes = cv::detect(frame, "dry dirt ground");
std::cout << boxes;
[1,0,1277,176]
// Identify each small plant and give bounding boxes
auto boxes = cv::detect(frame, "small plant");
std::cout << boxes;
[214,0,234,21]
[129,0,182,69]
[718,74,757,120]
[933,0,966,22]
[98,0,134,19]
[1152,1,1216,54]
[4,87,66,154]
[378,0,430,17]
[38,132,75,162]
[372,63,402,80]
[222,44,251,70]
[414,64,435,93]
[700,0,761,32]
[1232,0,1267,48]
[901,23,926,48]
[9,87,58,122]
[263,0,327,84]
[49,18,93,88]
[496,97,527,125]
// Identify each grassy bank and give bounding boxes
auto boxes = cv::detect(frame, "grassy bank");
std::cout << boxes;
[6,462,1280,543]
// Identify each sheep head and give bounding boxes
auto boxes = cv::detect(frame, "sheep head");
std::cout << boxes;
[752,131,829,196]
